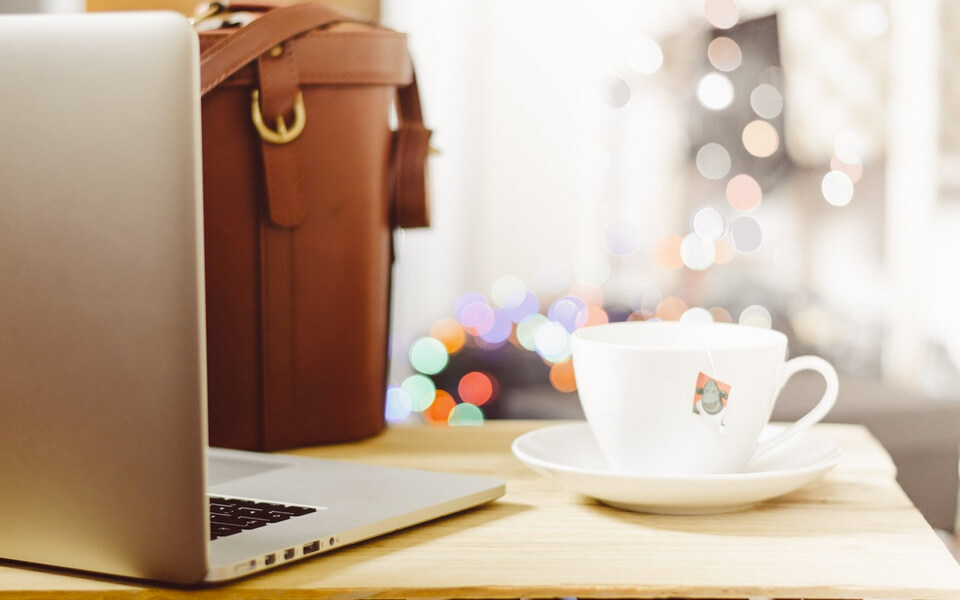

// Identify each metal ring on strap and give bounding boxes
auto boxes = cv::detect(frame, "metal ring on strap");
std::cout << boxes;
[251,89,306,145]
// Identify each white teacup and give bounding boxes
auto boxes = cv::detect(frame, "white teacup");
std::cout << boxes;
[570,321,838,476]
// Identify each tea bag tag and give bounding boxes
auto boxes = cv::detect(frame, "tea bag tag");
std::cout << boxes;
[692,371,731,431]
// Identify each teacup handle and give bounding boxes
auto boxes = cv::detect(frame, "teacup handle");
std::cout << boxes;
[752,355,839,459]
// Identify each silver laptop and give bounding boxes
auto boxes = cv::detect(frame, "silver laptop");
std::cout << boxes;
[0,11,504,584]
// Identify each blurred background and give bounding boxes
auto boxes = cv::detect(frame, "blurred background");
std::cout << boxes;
[378,0,960,536]
[376,0,960,534]
[382,0,948,420]
[8,0,960,535]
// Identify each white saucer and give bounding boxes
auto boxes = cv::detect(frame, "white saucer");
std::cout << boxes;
[511,422,843,515]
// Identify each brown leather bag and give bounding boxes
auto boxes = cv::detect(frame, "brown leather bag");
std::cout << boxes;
[197,2,430,450]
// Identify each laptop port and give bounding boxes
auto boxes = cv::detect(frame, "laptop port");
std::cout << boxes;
[303,541,320,554]
[264,553,276,566]
[233,560,256,574]
[283,548,295,560]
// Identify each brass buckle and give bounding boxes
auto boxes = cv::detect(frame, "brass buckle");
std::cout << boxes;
[250,90,306,145]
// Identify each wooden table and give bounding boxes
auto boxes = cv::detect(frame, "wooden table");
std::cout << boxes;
[2,420,960,599]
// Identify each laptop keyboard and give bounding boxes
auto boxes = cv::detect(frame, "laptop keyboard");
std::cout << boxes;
[209,496,317,540]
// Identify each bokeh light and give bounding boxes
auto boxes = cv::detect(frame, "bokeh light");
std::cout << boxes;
[479,308,512,344]
[713,237,736,264]
[491,275,526,310]
[697,73,735,111]
[459,371,494,406]
[402,374,436,412]
[604,220,640,256]
[548,296,588,333]
[680,307,714,324]
[517,313,548,351]
[833,130,865,164]
[739,304,773,329]
[656,296,689,321]
[726,173,763,211]
[429,317,466,354]
[691,206,725,241]
[549,360,577,393]
[749,84,783,119]
[704,0,739,29]
[654,234,684,270]
[384,386,413,422]
[448,403,484,427]
[695,143,731,180]
[505,291,539,323]
[680,233,716,271]
[707,37,741,72]
[822,170,855,207]
[535,320,572,362]
[582,305,610,328]
[422,390,456,426]
[598,76,631,108]
[830,154,863,184]
[459,299,495,336]
[454,291,485,322]
[408,337,449,375]
[728,216,763,252]
[709,306,733,323]
[626,36,664,75]
[742,120,779,157]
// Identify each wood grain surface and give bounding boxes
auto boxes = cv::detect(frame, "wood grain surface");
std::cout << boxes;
[1,420,959,599]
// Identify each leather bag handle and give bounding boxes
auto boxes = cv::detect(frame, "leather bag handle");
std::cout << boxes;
[199,2,355,97]
[198,2,431,228]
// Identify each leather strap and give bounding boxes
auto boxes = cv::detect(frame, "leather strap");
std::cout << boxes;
[256,42,307,227]
[199,2,359,97]
[393,71,431,228]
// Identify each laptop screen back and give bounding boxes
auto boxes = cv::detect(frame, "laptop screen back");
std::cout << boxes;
[0,12,210,583]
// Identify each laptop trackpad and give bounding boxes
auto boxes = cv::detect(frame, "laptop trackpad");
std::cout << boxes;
[207,452,288,486]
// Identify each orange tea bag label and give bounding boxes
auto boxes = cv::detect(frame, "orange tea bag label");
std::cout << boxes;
[693,372,731,417]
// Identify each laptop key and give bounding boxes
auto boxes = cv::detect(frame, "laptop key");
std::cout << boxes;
[211,524,243,537]
[250,501,292,512]
[272,505,316,516]
[208,496,318,540]
[234,507,291,523]
[209,496,242,507]
[212,514,269,529]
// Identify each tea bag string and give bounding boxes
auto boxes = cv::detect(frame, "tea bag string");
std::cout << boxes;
[702,346,725,430]
[704,347,719,381]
